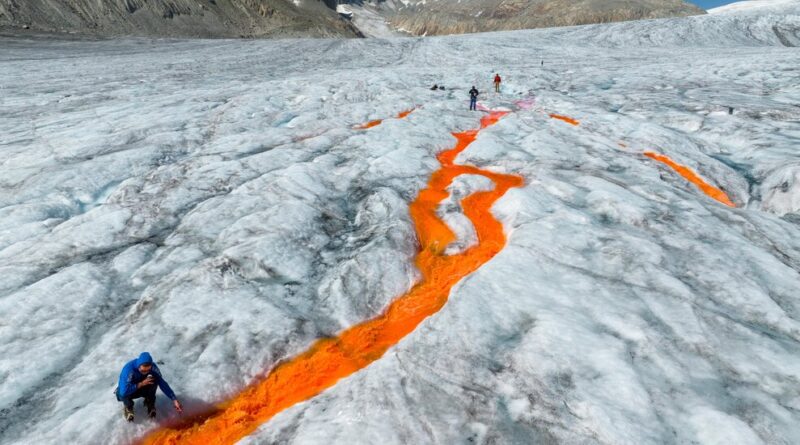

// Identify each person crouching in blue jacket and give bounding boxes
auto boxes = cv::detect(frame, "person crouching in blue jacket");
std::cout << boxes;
[116,352,183,421]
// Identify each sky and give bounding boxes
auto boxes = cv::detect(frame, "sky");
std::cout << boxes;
[688,0,741,9]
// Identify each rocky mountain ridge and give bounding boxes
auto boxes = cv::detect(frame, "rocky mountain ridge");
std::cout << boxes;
[0,0,705,38]
[0,0,360,38]
[386,0,705,36]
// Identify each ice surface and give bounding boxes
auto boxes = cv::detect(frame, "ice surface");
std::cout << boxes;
[439,174,495,254]
[348,3,410,38]
[1,9,800,445]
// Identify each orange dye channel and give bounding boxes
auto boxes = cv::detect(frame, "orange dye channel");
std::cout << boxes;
[354,108,416,129]
[138,111,522,445]
[549,114,580,126]
[644,151,735,207]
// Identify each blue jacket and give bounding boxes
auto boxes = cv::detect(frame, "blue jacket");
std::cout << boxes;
[116,352,177,400]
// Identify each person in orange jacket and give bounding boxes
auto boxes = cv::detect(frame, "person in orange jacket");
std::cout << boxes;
[494,73,502,93]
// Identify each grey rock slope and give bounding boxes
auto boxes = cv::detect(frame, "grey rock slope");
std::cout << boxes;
[0,0,360,38]
[384,0,705,36]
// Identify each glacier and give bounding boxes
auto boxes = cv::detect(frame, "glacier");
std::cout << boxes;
[1,5,800,445]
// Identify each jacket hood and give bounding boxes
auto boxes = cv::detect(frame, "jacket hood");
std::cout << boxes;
[135,352,153,367]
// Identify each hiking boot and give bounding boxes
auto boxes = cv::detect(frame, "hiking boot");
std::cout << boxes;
[123,407,134,422]
[146,404,156,419]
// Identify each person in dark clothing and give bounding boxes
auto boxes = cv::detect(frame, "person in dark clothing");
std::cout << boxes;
[469,86,479,111]
[116,352,182,421]
[431,84,439,90]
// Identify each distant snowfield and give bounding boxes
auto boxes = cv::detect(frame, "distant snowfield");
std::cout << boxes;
[1,8,800,445]
[710,0,800,14]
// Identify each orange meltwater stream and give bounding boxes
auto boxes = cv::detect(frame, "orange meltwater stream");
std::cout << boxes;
[549,114,580,126]
[354,109,416,129]
[544,112,734,207]
[643,151,735,207]
[138,111,522,445]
